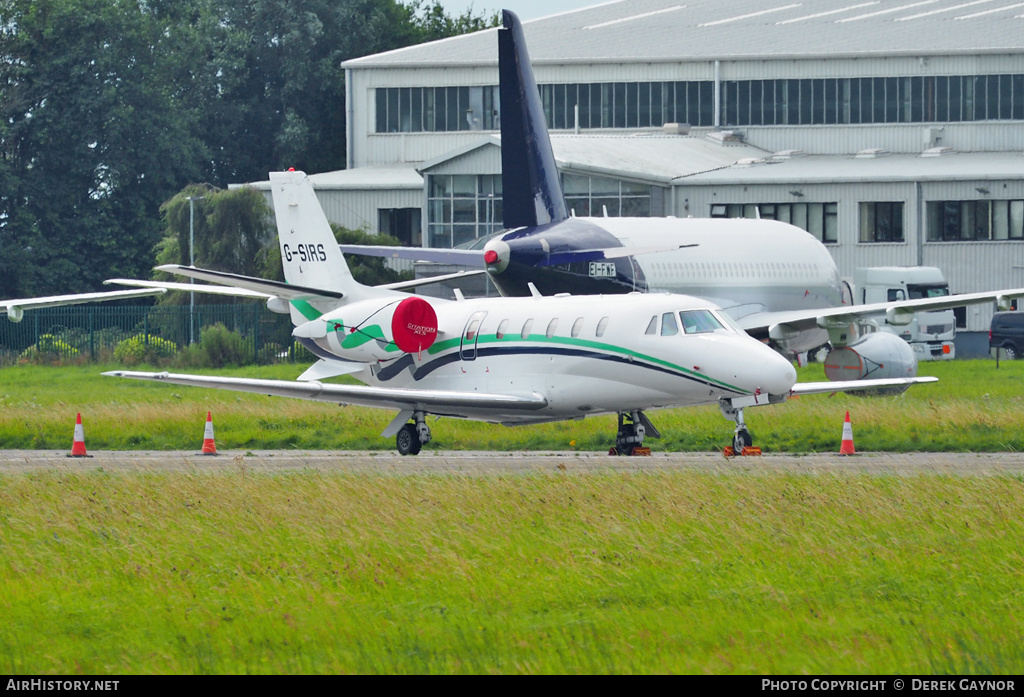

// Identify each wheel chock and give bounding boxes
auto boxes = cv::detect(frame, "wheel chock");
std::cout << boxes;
[724,446,762,457]
[631,447,652,456]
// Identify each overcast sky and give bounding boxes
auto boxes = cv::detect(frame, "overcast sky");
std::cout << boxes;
[438,0,604,22]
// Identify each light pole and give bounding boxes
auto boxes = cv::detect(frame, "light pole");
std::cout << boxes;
[187,195,205,344]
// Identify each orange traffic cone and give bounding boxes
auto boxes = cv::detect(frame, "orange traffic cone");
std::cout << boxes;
[68,413,92,458]
[839,411,856,455]
[201,411,218,456]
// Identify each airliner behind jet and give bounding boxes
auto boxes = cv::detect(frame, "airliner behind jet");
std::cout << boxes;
[339,10,1024,383]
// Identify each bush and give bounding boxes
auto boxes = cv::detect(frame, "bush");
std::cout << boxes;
[113,335,179,366]
[176,323,250,368]
[18,335,80,365]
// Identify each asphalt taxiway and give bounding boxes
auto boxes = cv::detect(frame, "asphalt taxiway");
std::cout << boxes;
[1,450,1022,475]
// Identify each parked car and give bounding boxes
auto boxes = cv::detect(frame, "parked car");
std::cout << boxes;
[989,311,1024,359]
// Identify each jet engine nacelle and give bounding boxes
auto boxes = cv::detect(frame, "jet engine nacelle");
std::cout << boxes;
[294,296,439,363]
[824,331,918,384]
[7,306,24,323]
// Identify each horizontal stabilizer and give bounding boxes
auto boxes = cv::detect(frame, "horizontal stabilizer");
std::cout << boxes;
[106,278,271,299]
[153,264,344,300]
[339,245,487,267]
[542,243,698,267]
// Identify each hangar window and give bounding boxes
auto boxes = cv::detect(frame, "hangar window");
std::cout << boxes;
[859,202,905,243]
[926,200,1024,241]
[563,174,658,217]
[427,174,503,248]
[710,202,837,244]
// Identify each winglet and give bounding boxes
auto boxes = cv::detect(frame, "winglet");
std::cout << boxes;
[499,10,568,228]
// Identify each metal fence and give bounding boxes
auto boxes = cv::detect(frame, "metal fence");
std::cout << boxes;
[0,303,298,365]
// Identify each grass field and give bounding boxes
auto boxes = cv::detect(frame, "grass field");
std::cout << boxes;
[2,361,1024,673]
[1,360,1024,452]
[1,469,1022,674]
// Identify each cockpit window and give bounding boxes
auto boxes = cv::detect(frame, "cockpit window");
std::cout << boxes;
[661,312,679,336]
[679,310,726,334]
[645,316,657,335]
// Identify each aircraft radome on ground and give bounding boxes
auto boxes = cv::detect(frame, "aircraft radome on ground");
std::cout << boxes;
[341,10,1024,384]
[104,170,937,455]
[0,288,166,322]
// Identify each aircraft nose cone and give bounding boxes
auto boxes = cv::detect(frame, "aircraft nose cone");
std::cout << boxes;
[483,238,510,273]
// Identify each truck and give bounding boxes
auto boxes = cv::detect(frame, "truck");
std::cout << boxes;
[851,266,956,361]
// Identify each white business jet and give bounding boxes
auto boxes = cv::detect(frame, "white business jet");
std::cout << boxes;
[104,170,935,455]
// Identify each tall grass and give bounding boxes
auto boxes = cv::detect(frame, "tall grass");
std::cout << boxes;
[0,360,1022,451]
[1,470,1022,673]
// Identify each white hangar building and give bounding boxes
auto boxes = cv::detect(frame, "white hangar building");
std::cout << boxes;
[253,0,1024,349]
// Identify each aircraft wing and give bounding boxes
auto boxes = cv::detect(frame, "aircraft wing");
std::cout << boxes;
[790,376,938,396]
[1,288,166,322]
[377,269,487,291]
[339,244,487,267]
[737,287,1024,339]
[102,370,549,413]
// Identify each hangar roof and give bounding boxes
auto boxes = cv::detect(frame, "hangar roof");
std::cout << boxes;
[344,0,1024,68]
[680,149,1024,184]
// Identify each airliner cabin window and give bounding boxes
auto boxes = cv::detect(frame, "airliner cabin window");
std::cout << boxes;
[496,319,509,340]
[661,312,679,336]
[645,316,658,335]
[596,316,609,337]
[679,310,725,334]
[521,319,534,339]
[571,317,584,337]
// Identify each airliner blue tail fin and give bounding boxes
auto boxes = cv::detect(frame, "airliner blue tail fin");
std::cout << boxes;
[499,10,568,229]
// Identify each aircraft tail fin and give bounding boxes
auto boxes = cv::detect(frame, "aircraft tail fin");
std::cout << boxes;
[499,10,568,229]
[269,170,383,325]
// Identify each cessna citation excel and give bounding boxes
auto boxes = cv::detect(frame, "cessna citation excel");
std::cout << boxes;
[104,170,936,455]
[341,10,1024,385]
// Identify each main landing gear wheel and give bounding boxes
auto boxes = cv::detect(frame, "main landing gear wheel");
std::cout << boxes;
[395,410,432,456]
[396,423,421,456]
[610,411,658,456]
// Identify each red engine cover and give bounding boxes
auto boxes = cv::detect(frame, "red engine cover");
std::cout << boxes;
[391,296,438,353]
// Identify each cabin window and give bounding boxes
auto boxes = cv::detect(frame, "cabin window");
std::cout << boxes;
[571,317,584,338]
[661,312,679,336]
[546,319,559,338]
[596,316,609,337]
[645,316,658,335]
[465,320,480,341]
[496,319,509,340]
[679,310,725,334]
[521,319,534,339]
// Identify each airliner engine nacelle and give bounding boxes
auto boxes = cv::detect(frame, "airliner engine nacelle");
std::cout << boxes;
[293,296,438,363]
[7,306,24,323]
[824,331,918,385]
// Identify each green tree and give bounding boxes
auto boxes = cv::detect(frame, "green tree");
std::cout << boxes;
[0,0,206,296]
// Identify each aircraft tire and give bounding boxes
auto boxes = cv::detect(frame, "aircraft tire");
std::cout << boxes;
[733,429,753,452]
[396,423,422,456]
